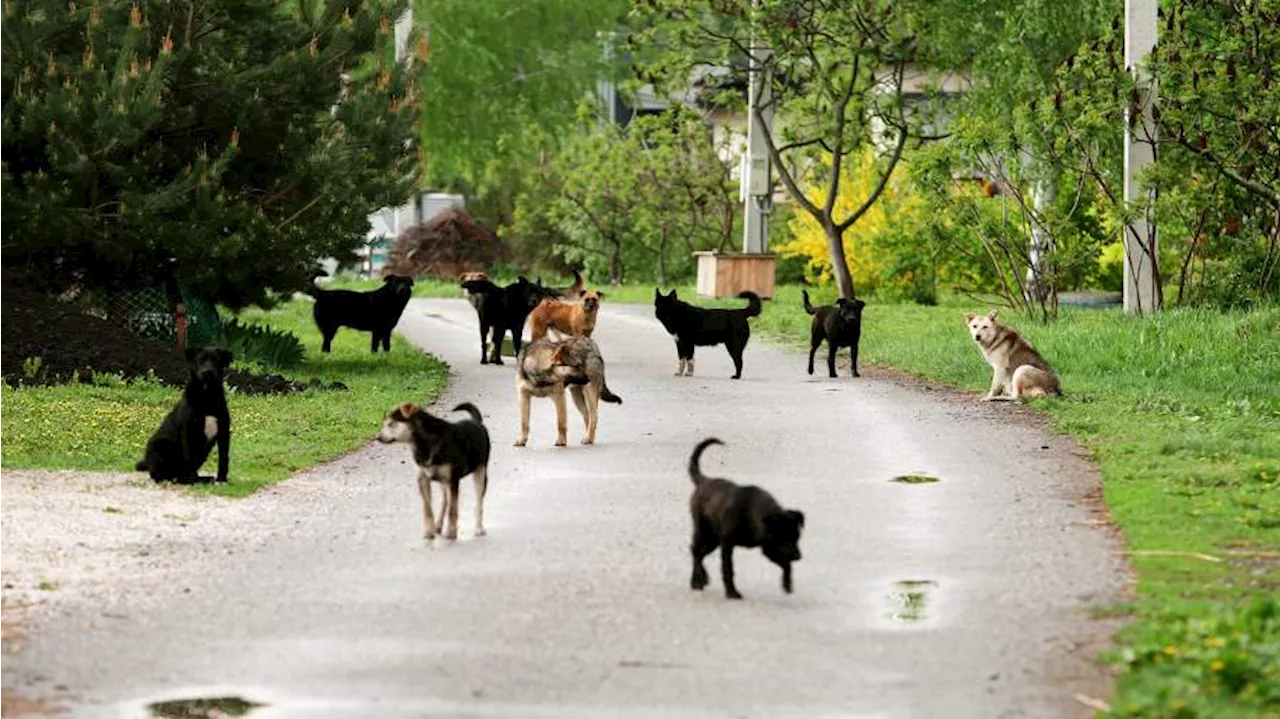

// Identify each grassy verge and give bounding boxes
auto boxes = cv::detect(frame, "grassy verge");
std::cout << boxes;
[604,282,1279,715]
[0,300,448,497]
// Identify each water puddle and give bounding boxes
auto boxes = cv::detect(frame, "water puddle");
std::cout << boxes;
[148,696,266,718]
[889,474,939,484]
[887,579,939,625]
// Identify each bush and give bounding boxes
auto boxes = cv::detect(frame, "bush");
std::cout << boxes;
[215,318,305,370]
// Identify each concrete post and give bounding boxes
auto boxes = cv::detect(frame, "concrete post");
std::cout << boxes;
[1123,0,1161,314]
[743,8,773,254]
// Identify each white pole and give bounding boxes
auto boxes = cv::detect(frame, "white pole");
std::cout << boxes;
[1123,0,1161,314]
[742,4,772,254]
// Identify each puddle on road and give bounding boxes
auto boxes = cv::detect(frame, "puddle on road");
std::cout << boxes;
[887,579,939,625]
[889,474,940,484]
[148,696,265,718]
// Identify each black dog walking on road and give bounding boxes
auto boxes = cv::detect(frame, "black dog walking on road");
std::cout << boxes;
[654,289,762,379]
[461,276,554,365]
[687,438,805,600]
[136,347,234,484]
[803,290,865,378]
[307,273,414,353]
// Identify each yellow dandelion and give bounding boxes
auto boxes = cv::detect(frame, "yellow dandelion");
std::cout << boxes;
[1210,659,1224,672]
[1164,645,1179,656]
[1204,636,1226,648]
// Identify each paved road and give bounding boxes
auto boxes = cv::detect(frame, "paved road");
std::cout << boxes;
[6,298,1127,718]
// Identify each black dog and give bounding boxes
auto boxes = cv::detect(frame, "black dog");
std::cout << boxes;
[375,401,492,540]
[307,273,414,353]
[803,290,866,378]
[654,289,762,379]
[461,276,553,365]
[135,347,234,483]
[687,438,804,600]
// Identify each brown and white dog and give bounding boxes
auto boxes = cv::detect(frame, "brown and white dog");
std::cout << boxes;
[376,402,491,540]
[513,336,621,447]
[963,310,1061,401]
[528,290,603,341]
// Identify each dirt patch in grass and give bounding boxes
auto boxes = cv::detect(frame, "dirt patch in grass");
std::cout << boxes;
[1,283,341,395]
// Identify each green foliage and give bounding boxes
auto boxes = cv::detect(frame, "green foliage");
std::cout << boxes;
[418,0,627,190]
[2,0,419,308]
[215,318,306,369]
[0,298,448,497]
[510,106,738,284]
[1106,597,1280,717]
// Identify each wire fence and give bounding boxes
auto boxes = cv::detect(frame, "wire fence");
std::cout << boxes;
[103,284,222,351]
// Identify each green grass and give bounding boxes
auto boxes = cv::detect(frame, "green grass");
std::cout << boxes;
[0,300,448,497]
[610,282,1280,715]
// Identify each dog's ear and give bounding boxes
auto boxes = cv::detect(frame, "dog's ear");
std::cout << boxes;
[216,348,234,369]
[654,287,662,300]
[517,275,529,284]
[668,289,678,299]
[579,289,587,298]
[987,309,999,319]
[788,509,805,529]
[963,312,977,322]
[394,402,421,419]
[595,291,605,299]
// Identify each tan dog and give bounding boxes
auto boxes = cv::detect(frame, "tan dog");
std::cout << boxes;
[964,310,1061,401]
[460,271,489,310]
[528,290,603,340]
[514,336,622,447]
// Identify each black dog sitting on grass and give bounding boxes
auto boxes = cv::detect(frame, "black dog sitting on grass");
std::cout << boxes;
[803,290,866,378]
[461,276,553,365]
[307,273,414,353]
[136,347,233,484]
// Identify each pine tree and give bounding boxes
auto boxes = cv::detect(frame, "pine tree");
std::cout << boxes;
[2,0,418,308]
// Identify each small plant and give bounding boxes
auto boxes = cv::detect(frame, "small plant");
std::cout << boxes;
[37,579,58,591]
[21,356,43,381]
[214,318,304,369]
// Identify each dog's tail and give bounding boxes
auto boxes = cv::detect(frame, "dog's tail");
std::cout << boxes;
[802,290,817,315]
[568,268,585,294]
[452,402,484,424]
[688,437,723,485]
[600,383,622,405]
[738,291,762,318]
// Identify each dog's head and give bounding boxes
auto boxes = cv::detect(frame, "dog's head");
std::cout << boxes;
[383,274,415,296]
[835,297,865,323]
[511,276,554,309]
[459,272,488,296]
[653,288,681,324]
[376,402,421,444]
[186,347,233,389]
[963,309,1001,347]
[579,290,604,314]
[763,509,805,564]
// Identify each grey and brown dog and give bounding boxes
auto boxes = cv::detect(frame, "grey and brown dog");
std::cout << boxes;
[803,290,865,378]
[963,309,1061,400]
[687,438,805,600]
[376,402,491,540]
[514,336,621,447]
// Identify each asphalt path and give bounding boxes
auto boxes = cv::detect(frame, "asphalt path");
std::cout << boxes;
[5,298,1127,718]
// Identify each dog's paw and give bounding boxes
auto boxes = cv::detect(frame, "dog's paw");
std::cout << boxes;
[554,438,567,447]
[443,530,458,541]
[580,437,594,445]
[513,438,528,447]
[725,589,744,600]
[980,394,996,402]
[475,527,487,537]
[492,358,505,366]
[691,569,709,590]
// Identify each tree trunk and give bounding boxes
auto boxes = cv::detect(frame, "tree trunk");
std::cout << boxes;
[657,226,669,286]
[609,236,623,285]
[1023,163,1057,305]
[825,222,856,299]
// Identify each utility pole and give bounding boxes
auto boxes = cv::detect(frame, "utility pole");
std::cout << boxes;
[1123,0,1161,314]
[742,3,773,254]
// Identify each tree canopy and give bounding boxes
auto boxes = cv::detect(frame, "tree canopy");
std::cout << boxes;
[2,0,418,308]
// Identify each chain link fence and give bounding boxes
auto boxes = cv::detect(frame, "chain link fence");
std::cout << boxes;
[104,284,222,350]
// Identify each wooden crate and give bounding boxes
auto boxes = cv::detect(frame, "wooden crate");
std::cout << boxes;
[694,252,776,299]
